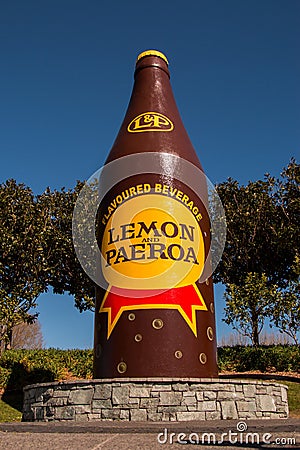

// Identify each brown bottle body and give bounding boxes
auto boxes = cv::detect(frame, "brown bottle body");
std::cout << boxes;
[94,52,218,378]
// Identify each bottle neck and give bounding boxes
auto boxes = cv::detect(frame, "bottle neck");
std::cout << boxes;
[134,55,170,79]
[106,56,202,171]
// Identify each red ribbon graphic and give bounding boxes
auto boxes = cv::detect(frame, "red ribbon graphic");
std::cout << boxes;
[100,284,207,338]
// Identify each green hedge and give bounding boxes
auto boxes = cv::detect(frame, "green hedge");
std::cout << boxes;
[217,345,300,372]
[0,349,93,391]
[0,346,298,392]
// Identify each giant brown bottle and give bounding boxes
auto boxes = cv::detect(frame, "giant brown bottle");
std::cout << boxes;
[94,50,218,378]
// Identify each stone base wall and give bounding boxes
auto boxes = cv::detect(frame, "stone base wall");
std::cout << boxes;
[22,378,289,422]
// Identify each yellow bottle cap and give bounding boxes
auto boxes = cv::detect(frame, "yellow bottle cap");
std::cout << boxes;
[136,50,169,66]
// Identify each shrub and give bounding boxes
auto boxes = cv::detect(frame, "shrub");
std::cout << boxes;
[0,349,93,391]
[0,346,298,392]
[217,345,300,373]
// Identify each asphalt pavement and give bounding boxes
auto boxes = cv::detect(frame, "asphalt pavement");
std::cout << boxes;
[0,419,299,450]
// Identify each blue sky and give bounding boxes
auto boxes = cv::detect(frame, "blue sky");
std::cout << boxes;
[1,0,299,348]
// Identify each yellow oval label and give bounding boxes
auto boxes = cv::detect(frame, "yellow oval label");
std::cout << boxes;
[127,112,174,133]
[101,194,204,290]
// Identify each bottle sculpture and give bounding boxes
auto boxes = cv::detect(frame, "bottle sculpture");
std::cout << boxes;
[94,50,218,378]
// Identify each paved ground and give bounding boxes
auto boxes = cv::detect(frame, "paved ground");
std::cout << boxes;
[0,419,299,450]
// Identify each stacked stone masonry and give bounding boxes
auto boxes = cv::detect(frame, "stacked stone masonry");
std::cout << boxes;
[22,378,289,422]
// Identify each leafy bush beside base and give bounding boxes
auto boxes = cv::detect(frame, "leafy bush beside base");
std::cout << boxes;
[217,345,300,373]
[0,349,93,391]
[0,346,298,392]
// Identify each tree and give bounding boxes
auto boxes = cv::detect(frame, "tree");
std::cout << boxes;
[215,177,280,286]
[215,160,299,287]
[0,180,48,351]
[215,159,299,345]
[223,272,280,346]
[270,256,300,345]
[0,179,95,352]
[272,158,299,285]
[10,320,44,349]
[38,182,95,312]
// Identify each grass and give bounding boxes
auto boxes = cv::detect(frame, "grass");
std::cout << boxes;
[280,381,300,418]
[0,381,299,422]
[0,391,22,422]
